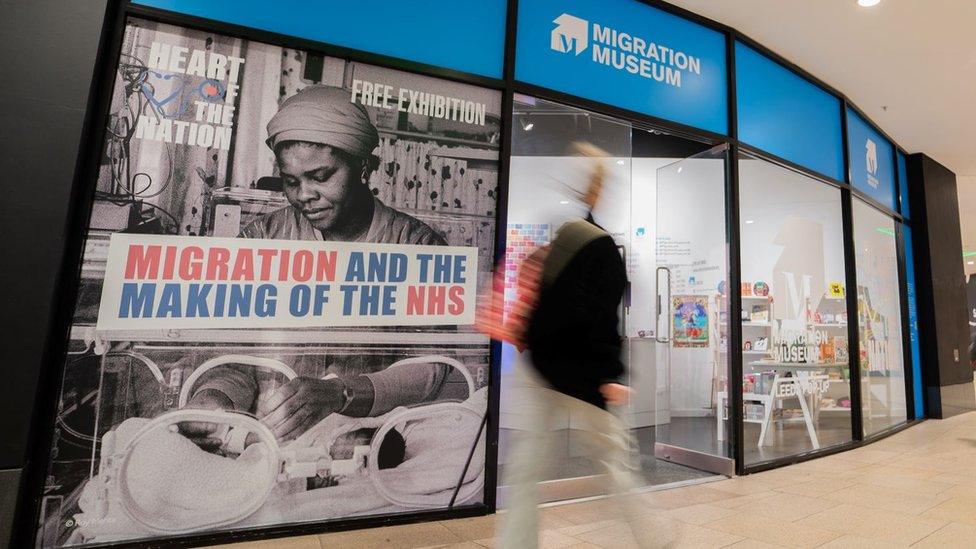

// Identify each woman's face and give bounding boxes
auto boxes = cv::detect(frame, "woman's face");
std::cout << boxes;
[277,143,366,231]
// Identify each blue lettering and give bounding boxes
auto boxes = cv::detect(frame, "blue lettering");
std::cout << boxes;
[360,285,380,315]
[157,284,182,318]
[213,284,226,317]
[313,284,330,315]
[229,284,252,317]
[339,284,358,315]
[389,253,407,282]
[346,252,365,281]
[255,284,277,317]
[289,285,310,317]
[119,282,155,318]
[416,253,433,282]
[453,255,467,284]
[367,253,387,282]
[186,284,212,317]
[382,285,396,315]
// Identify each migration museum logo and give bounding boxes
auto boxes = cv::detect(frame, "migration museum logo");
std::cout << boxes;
[549,12,704,88]
[865,138,880,189]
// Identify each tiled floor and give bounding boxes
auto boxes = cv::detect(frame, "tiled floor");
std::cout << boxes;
[214,411,976,549]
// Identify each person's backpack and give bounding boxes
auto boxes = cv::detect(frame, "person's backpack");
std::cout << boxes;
[475,246,548,351]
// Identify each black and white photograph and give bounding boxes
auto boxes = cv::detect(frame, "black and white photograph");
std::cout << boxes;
[37,18,500,548]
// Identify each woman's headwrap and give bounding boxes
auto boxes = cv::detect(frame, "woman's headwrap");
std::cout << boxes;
[266,85,379,160]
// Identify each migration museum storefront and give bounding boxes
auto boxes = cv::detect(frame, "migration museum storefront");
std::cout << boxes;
[22,0,925,547]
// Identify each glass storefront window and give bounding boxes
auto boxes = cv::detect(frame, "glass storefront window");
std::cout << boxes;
[853,199,908,435]
[499,95,731,504]
[739,153,853,465]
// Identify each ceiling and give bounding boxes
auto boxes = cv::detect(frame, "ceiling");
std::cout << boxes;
[664,0,976,269]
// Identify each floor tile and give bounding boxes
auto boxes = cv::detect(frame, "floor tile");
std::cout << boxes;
[723,540,789,549]
[657,503,741,526]
[912,522,976,549]
[705,515,841,548]
[773,476,859,497]
[736,492,840,522]
[821,483,950,515]
[920,496,976,525]
[439,516,497,541]
[816,534,907,548]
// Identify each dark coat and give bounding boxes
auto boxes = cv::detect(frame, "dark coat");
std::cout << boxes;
[526,218,628,409]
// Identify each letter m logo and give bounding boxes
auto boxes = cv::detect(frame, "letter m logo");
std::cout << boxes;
[551,13,588,55]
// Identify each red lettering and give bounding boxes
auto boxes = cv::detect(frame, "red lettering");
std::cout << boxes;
[278,250,291,281]
[179,246,204,280]
[447,286,465,315]
[292,250,312,282]
[206,247,230,280]
[316,251,337,281]
[231,249,254,280]
[123,244,161,279]
[427,286,445,315]
[406,286,425,315]
[256,249,277,281]
[162,245,177,280]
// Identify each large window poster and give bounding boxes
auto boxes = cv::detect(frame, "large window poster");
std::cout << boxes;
[37,18,500,548]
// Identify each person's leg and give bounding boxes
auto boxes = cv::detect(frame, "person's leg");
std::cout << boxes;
[497,364,555,549]
[574,401,655,547]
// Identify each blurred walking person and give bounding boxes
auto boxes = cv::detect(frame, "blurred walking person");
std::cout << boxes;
[493,142,648,549]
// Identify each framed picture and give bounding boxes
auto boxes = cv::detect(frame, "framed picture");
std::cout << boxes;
[673,295,709,348]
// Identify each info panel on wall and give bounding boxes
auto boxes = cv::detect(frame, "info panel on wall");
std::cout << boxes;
[35,17,499,548]
[515,0,728,135]
[131,0,508,78]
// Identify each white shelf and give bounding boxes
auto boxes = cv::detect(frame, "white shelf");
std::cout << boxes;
[820,407,852,412]
[810,323,848,328]
[721,350,768,355]
[741,295,771,300]
[742,322,771,327]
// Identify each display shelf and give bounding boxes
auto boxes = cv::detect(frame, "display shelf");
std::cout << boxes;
[810,323,848,328]
[742,322,771,327]
[741,295,771,301]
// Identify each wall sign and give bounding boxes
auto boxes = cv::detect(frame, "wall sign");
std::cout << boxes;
[735,42,845,182]
[847,108,896,211]
[515,0,728,135]
[132,0,508,78]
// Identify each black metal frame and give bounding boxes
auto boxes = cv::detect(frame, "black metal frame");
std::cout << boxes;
[15,0,928,546]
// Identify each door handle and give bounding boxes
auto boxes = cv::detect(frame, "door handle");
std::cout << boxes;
[656,266,672,344]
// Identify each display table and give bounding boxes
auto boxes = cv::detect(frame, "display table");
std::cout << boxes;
[717,361,847,449]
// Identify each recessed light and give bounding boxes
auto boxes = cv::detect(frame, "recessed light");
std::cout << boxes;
[523,123,534,131]
[616,160,625,165]
[968,261,974,265]
[677,167,683,174]
[745,220,755,224]
[858,0,881,6]
[559,200,570,205]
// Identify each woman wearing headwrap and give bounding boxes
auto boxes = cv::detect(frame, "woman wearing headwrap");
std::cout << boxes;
[241,85,445,245]
[181,87,449,448]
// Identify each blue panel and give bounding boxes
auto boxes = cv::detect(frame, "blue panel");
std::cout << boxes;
[515,0,728,135]
[847,109,897,211]
[898,151,910,219]
[903,225,924,418]
[735,42,844,182]
[132,0,507,78]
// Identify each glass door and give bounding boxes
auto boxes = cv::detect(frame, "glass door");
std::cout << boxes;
[653,145,734,475]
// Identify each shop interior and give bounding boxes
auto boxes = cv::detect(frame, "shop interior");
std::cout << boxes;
[498,94,910,501]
